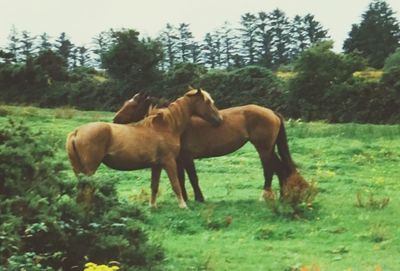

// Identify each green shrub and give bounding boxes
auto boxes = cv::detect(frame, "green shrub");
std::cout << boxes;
[0,120,164,270]
[198,65,286,111]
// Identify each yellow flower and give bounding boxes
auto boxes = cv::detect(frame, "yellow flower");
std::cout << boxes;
[352,70,383,82]
[84,262,120,271]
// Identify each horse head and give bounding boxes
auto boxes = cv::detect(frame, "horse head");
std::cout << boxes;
[113,92,152,124]
[185,88,223,126]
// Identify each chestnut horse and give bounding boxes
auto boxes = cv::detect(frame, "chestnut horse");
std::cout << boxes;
[66,89,222,208]
[113,92,302,202]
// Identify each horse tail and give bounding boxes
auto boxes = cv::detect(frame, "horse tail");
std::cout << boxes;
[275,112,297,175]
[66,130,86,176]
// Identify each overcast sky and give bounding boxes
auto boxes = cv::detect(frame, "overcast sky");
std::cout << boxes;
[1,0,399,52]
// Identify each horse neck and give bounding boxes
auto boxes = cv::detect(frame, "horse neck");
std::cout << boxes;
[165,96,193,134]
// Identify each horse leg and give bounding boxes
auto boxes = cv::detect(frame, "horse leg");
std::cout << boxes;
[254,145,276,199]
[183,158,205,202]
[150,165,162,208]
[163,158,187,208]
[271,152,288,197]
[177,157,188,202]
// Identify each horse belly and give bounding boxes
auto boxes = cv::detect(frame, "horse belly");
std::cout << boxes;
[102,155,153,170]
[183,121,248,158]
[105,126,162,167]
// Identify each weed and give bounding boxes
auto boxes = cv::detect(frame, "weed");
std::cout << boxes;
[364,225,389,243]
[0,105,10,117]
[355,192,390,209]
[53,106,78,119]
[265,172,318,218]
[127,188,151,204]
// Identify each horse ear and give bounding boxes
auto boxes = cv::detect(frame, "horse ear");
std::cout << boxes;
[187,85,195,91]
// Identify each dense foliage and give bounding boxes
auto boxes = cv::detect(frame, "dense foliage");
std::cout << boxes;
[0,120,164,270]
[0,1,400,123]
[343,0,400,68]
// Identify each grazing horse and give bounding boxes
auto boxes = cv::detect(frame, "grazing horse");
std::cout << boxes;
[66,89,222,208]
[113,92,305,202]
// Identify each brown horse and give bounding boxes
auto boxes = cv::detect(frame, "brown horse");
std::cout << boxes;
[66,89,222,208]
[113,92,305,202]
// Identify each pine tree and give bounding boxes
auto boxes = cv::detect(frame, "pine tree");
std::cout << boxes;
[290,15,308,58]
[38,32,52,51]
[78,46,90,66]
[6,26,20,63]
[159,24,179,69]
[20,31,35,63]
[202,32,217,68]
[55,32,74,67]
[343,0,400,68]
[268,9,292,67]
[303,14,329,44]
[239,13,259,65]
[256,12,273,67]
[189,41,202,64]
[93,31,112,68]
[220,22,238,68]
[177,23,194,62]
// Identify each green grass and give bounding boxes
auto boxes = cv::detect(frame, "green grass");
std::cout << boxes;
[1,105,400,270]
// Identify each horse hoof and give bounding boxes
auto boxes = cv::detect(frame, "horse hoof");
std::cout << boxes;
[179,202,188,209]
[195,197,205,203]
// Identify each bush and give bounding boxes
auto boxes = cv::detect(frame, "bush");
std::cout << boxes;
[384,48,400,72]
[287,41,367,120]
[0,120,164,270]
[197,66,286,111]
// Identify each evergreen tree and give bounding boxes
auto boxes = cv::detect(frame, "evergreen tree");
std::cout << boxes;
[92,31,112,67]
[239,13,259,65]
[38,32,52,52]
[303,14,329,44]
[0,50,14,64]
[268,9,292,67]
[220,22,238,68]
[202,32,217,68]
[256,12,273,67]
[189,41,202,64]
[159,24,179,69]
[70,46,79,68]
[290,15,308,58]
[6,26,20,63]
[177,23,194,62]
[343,0,400,68]
[55,32,74,67]
[101,29,163,89]
[77,46,90,66]
[19,31,35,63]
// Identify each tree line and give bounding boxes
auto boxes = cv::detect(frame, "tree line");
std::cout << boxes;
[0,0,399,123]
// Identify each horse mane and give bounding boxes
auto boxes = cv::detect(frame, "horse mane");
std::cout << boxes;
[141,98,186,131]
[141,89,212,131]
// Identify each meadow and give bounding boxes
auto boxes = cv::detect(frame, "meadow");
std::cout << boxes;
[1,105,400,270]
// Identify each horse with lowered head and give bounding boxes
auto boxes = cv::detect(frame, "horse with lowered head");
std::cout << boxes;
[66,89,222,208]
[113,92,309,202]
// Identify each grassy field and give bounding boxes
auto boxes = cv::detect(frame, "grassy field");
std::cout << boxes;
[1,105,400,270]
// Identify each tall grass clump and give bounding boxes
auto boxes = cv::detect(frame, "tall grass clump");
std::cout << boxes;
[264,172,318,219]
[53,106,79,119]
[0,119,164,270]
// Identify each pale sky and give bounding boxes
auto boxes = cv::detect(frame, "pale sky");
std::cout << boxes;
[1,0,400,52]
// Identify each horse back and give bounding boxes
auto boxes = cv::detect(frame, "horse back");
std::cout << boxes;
[239,104,281,146]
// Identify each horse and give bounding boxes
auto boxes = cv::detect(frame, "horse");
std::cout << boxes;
[113,92,307,202]
[66,89,222,208]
